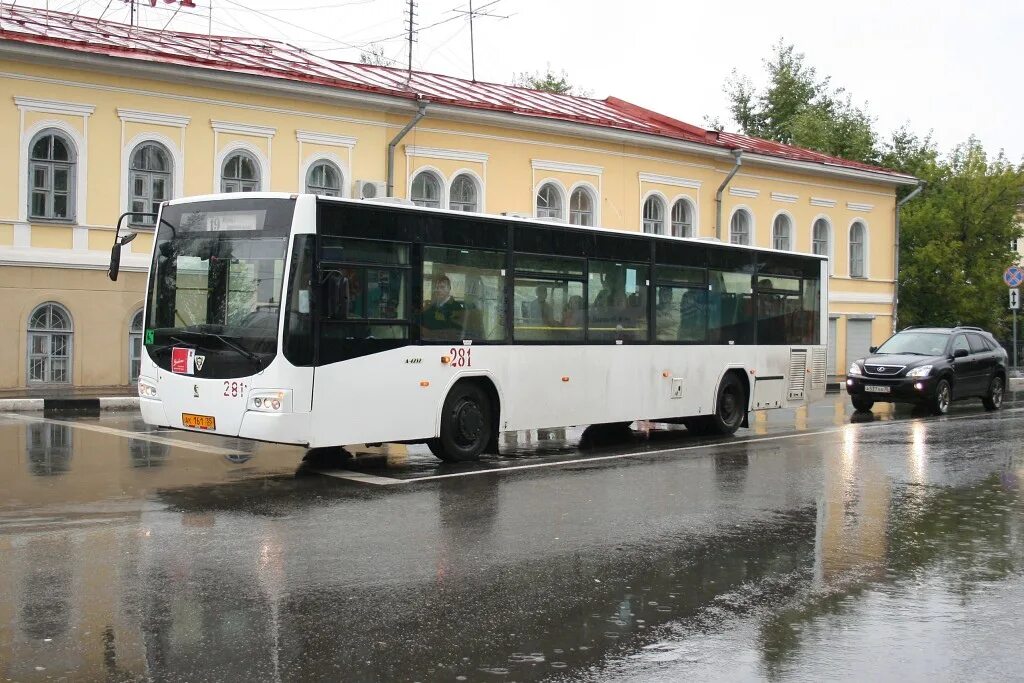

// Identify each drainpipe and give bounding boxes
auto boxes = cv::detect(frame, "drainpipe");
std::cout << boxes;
[892,181,925,332]
[386,98,428,197]
[715,150,744,240]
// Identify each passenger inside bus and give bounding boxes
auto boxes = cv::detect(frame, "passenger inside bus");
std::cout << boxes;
[523,285,555,326]
[421,274,465,339]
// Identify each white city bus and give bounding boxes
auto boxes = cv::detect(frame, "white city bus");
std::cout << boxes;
[123,193,828,461]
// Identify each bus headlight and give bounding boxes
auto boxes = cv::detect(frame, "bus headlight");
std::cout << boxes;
[248,389,291,413]
[138,378,159,399]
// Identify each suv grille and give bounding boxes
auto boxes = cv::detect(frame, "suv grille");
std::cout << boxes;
[864,364,905,376]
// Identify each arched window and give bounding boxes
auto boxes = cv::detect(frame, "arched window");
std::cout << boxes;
[850,221,867,277]
[772,214,792,250]
[305,160,342,196]
[221,151,260,193]
[27,303,72,384]
[411,170,442,208]
[671,199,693,237]
[129,310,144,383]
[730,209,752,245]
[29,130,76,220]
[129,142,171,225]
[449,174,479,212]
[569,187,594,226]
[536,182,564,220]
[642,196,665,234]
[812,218,831,258]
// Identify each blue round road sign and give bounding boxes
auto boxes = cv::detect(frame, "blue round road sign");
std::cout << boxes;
[1005,266,1024,287]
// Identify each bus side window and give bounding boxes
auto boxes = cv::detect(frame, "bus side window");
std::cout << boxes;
[422,246,506,342]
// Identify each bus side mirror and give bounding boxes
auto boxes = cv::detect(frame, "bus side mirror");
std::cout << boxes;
[107,232,137,282]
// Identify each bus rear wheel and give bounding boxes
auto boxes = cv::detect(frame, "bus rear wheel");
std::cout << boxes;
[429,382,493,462]
[708,372,746,435]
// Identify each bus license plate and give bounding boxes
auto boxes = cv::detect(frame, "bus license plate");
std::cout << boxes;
[182,413,216,430]
[864,385,891,394]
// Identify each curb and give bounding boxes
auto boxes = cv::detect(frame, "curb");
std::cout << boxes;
[0,397,139,413]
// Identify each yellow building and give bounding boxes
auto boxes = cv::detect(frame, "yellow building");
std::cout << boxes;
[0,5,917,391]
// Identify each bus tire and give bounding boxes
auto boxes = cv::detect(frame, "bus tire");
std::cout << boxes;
[431,382,493,462]
[708,372,746,435]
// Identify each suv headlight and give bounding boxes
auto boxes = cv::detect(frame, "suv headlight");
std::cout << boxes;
[906,365,933,378]
[248,389,292,413]
[138,377,158,399]
[848,362,863,376]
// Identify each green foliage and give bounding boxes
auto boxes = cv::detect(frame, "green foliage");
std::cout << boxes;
[513,65,591,97]
[359,44,394,67]
[884,133,1024,334]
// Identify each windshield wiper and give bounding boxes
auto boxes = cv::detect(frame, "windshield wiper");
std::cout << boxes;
[155,330,264,369]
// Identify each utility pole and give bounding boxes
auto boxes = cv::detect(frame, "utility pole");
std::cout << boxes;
[406,0,417,78]
[129,0,135,27]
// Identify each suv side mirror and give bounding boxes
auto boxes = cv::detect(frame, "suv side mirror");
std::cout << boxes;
[868,346,878,353]
[953,348,969,358]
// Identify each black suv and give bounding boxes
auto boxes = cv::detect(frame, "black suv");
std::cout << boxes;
[846,326,1008,415]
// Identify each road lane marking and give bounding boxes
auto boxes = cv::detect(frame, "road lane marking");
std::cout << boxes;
[0,413,245,456]
[310,469,405,485]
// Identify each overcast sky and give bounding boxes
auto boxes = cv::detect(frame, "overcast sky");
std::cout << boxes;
[19,0,1024,161]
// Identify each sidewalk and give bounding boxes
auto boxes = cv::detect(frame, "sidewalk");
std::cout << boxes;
[0,385,138,413]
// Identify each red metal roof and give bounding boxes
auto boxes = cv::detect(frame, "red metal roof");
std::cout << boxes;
[0,5,913,182]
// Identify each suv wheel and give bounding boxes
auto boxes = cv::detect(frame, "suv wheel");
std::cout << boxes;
[982,375,1004,411]
[929,378,952,416]
[851,396,874,412]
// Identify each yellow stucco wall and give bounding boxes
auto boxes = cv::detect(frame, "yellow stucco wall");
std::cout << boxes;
[0,55,906,387]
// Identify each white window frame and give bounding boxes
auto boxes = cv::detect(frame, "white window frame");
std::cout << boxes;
[27,129,77,223]
[669,196,697,237]
[215,142,269,193]
[811,215,835,274]
[128,308,144,383]
[299,151,350,198]
[304,158,345,197]
[27,302,73,385]
[534,179,567,221]
[448,170,484,213]
[771,211,794,251]
[409,167,446,209]
[127,140,174,226]
[642,192,668,235]
[121,132,184,228]
[728,206,754,246]
[568,182,599,227]
[848,219,869,278]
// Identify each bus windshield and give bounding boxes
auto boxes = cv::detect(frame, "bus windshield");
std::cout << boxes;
[145,198,295,375]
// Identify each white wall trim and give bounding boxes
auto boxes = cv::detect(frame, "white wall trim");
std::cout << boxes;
[829,292,892,304]
[769,210,796,251]
[638,172,701,189]
[447,167,487,213]
[847,201,875,212]
[210,120,277,137]
[72,226,89,251]
[408,165,448,209]
[533,177,569,221]
[729,187,759,199]
[771,191,798,203]
[531,159,603,176]
[567,180,600,228]
[407,145,489,164]
[13,222,30,248]
[727,204,756,245]
[120,131,186,220]
[116,108,190,128]
[296,130,357,148]
[667,194,699,237]
[810,196,837,208]
[20,118,88,225]
[299,152,351,198]
[14,96,95,117]
[214,140,271,193]
[0,245,150,272]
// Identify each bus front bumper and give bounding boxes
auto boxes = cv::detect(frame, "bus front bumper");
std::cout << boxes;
[140,397,309,446]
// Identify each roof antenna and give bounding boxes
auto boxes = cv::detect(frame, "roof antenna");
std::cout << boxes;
[405,0,417,82]
[453,1,509,82]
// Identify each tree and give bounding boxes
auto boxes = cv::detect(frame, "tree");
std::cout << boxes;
[513,65,591,97]
[884,132,1024,334]
[723,41,878,164]
[359,44,394,67]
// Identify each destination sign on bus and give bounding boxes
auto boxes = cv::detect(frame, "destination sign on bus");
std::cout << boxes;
[181,210,267,232]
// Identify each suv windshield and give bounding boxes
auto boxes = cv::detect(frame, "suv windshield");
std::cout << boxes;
[875,331,949,356]
[145,198,295,377]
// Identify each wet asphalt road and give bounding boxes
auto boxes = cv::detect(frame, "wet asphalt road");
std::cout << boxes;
[3,393,1024,682]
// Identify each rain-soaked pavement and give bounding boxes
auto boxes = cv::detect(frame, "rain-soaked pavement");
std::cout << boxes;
[3,393,1024,681]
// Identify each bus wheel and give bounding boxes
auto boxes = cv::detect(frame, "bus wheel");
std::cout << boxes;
[431,382,493,462]
[708,373,746,435]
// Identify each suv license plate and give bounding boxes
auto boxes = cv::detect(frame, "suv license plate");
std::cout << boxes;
[864,385,891,394]
[182,413,216,430]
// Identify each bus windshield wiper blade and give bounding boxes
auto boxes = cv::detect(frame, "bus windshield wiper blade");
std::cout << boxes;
[176,330,264,369]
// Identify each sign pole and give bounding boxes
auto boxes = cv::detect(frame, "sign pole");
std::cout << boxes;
[1015,309,1019,368]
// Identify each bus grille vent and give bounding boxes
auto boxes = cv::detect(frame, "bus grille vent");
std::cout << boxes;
[810,347,827,389]
[788,350,807,400]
